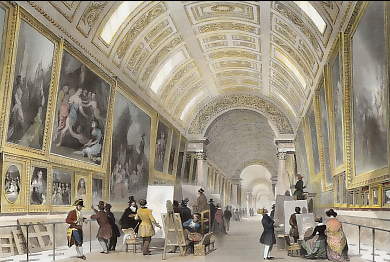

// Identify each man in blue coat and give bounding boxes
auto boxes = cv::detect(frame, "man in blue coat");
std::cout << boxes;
[259,208,276,260]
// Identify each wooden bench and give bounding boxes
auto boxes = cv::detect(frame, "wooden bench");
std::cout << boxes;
[194,232,215,256]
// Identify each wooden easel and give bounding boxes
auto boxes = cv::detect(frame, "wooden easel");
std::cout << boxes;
[161,213,187,260]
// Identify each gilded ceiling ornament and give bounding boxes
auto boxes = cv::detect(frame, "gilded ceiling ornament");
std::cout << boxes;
[274,2,322,55]
[116,3,166,60]
[209,50,258,60]
[81,2,107,28]
[149,27,174,49]
[145,19,169,42]
[188,95,294,135]
[198,22,258,34]
[141,35,183,82]
[160,61,196,98]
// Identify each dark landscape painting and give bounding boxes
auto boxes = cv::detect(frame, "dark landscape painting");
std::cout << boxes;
[110,92,151,202]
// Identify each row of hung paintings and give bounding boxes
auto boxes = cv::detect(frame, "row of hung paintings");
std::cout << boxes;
[333,172,390,208]
[1,154,106,213]
[295,2,389,194]
[0,4,187,212]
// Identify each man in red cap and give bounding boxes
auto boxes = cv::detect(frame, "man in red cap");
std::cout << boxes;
[66,199,87,260]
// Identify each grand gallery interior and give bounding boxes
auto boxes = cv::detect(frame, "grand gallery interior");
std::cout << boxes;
[0,1,387,262]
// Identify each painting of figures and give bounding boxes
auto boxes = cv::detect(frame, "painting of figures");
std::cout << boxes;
[52,169,72,206]
[154,121,169,172]
[319,87,332,185]
[352,2,388,175]
[4,165,21,203]
[51,51,111,165]
[331,53,344,167]
[30,167,47,205]
[110,92,151,202]
[92,178,103,205]
[7,20,55,149]
[308,106,320,174]
[168,132,179,175]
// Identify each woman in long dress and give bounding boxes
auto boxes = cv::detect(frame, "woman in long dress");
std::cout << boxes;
[325,209,349,262]
[302,217,327,259]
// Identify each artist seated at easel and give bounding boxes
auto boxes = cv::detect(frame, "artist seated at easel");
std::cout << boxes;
[183,213,202,254]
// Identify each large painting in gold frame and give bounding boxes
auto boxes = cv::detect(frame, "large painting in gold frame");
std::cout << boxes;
[109,87,153,204]
[326,35,345,176]
[4,8,58,152]
[1,7,60,157]
[47,42,114,173]
[316,79,333,191]
[1,154,28,213]
[343,2,390,188]
[307,103,320,176]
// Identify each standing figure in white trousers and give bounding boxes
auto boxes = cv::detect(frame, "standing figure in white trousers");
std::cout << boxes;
[259,208,276,260]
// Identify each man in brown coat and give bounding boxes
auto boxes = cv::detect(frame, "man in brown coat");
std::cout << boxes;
[195,188,209,213]
[91,201,112,254]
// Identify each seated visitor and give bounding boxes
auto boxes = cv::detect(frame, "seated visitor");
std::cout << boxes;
[183,213,202,254]
[301,217,327,259]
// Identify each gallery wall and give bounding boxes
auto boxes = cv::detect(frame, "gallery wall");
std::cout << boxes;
[295,2,390,210]
[0,3,188,214]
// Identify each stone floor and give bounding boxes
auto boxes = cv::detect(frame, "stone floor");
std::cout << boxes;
[2,216,384,262]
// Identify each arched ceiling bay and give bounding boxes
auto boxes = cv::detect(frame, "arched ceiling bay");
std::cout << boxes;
[28,1,352,134]
[204,109,277,178]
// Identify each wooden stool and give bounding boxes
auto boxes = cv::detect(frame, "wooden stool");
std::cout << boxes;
[284,235,301,257]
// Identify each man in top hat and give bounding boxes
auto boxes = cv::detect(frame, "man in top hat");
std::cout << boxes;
[293,174,306,200]
[270,204,276,220]
[195,188,209,213]
[180,199,192,224]
[91,201,112,254]
[119,196,139,233]
[259,208,276,260]
[66,199,87,260]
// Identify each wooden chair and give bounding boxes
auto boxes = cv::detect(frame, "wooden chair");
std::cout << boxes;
[284,235,301,257]
[194,233,216,256]
[122,228,142,253]
[200,210,210,234]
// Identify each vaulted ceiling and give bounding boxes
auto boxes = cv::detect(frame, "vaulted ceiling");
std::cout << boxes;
[25,1,354,136]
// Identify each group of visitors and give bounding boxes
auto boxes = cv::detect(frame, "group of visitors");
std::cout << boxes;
[259,206,349,261]
[66,199,120,260]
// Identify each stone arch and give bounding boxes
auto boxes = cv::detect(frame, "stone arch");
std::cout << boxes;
[187,94,295,137]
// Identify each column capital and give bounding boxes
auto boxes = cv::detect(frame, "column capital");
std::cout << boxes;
[276,152,287,160]
[194,152,207,160]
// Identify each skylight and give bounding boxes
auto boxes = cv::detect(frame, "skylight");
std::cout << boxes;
[101,1,143,44]
[180,90,205,120]
[275,50,307,89]
[150,50,186,93]
[277,94,297,118]
[294,1,326,34]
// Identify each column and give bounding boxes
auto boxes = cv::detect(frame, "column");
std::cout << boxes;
[195,152,207,188]
[275,152,290,196]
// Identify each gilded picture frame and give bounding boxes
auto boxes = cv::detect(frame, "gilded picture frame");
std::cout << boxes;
[315,78,333,192]
[28,160,51,212]
[50,166,74,212]
[108,81,156,210]
[74,172,91,210]
[343,2,390,189]
[370,184,382,207]
[382,186,390,207]
[326,34,346,177]
[92,173,107,206]
[1,6,61,158]
[150,116,176,185]
[1,154,28,213]
[0,2,13,150]
[47,41,115,173]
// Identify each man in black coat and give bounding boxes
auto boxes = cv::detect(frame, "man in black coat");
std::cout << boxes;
[259,208,275,260]
[179,199,192,223]
[209,199,217,229]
